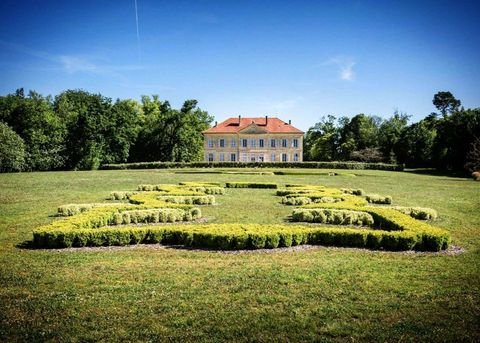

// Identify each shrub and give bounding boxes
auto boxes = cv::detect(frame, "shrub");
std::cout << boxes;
[157,195,215,205]
[292,209,374,226]
[281,197,312,205]
[341,188,365,196]
[472,171,480,181]
[108,191,136,200]
[365,194,392,204]
[225,182,278,189]
[390,206,438,220]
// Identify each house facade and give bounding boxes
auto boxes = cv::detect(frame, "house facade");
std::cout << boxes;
[202,116,304,162]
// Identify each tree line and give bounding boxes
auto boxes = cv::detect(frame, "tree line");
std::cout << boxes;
[303,91,480,174]
[0,89,213,172]
[0,89,478,174]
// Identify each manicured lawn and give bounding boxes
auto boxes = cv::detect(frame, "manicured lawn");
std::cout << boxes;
[0,169,479,342]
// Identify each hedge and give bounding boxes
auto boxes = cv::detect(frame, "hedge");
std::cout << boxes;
[57,203,120,216]
[390,206,438,220]
[100,161,404,171]
[108,191,137,200]
[365,194,393,204]
[157,195,215,205]
[225,182,278,189]
[112,208,201,225]
[292,208,374,226]
[32,222,446,251]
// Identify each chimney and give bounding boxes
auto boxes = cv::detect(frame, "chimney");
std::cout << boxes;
[238,115,241,124]
[265,115,268,125]
[289,119,291,125]
[214,121,217,127]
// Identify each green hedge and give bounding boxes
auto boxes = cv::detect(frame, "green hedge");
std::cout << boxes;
[225,182,278,189]
[157,195,215,205]
[292,209,374,226]
[112,208,201,225]
[108,191,137,200]
[32,222,441,251]
[390,206,438,220]
[365,194,393,204]
[100,161,404,171]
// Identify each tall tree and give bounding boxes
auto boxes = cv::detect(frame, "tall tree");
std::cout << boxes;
[303,115,339,161]
[432,91,461,117]
[0,90,64,170]
[378,111,410,162]
[0,122,25,172]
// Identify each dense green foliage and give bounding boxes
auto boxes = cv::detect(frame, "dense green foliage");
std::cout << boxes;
[102,161,403,170]
[0,122,25,172]
[0,89,212,171]
[304,92,480,172]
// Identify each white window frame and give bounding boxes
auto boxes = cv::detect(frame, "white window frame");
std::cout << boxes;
[219,139,225,148]
[208,139,214,148]
[282,139,287,148]
[293,153,299,161]
[282,153,288,162]
[242,139,248,148]
[231,138,236,147]
[271,153,275,162]
[230,153,236,162]
[208,153,214,162]
[270,139,276,148]
[293,139,298,148]
[259,139,264,148]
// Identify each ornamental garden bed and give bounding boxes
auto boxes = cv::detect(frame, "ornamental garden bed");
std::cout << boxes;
[31,181,450,251]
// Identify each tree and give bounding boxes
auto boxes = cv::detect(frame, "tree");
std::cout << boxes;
[338,114,381,159]
[303,115,339,161]
[433,91,461,117]
[54,90,113,170]
[378,111,410,162]
[394,120,436,167]
[0,90,65,170]
[433,108,480,170]
[0,122,25,172]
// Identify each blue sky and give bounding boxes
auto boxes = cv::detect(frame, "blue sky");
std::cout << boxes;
[0,0,479,131]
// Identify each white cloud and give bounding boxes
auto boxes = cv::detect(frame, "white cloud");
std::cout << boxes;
[60,55,97,74]
[322,56,356,81]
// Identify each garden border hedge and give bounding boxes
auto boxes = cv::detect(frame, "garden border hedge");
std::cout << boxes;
[100,161,403,171]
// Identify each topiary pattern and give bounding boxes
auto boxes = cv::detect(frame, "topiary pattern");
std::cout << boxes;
[31,182,450,252]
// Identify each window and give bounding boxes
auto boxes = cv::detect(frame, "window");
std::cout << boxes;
[258,155,264,162]
[250,154,256,162]
[219,153,225,161]
[259,139,264,148]
[208,139,214,148]
[293,153,299,161]
[282,139,287,148]
[282,153,288,162]
[241,153,248,162]
[231,139,236,147]
[293,139,298,148]
[270,139,276,148]
[271,153,275,162]
[242,139,248,148]
[250,139,256,148]
[208,153,214,162]
[230,153,236,162]
[219,139,225,148]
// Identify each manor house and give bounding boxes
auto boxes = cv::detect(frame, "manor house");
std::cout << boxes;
[202,116,304,162]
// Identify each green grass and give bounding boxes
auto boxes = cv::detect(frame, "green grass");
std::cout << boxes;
[0,168,479,342]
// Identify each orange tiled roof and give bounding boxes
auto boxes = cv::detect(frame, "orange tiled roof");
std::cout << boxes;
[203,117,303,134]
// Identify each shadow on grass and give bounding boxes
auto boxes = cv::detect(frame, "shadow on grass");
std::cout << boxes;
[404,168,471,179]
[16,240,35,249]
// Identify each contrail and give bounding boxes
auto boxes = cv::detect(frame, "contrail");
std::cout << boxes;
[134,0,141,62]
